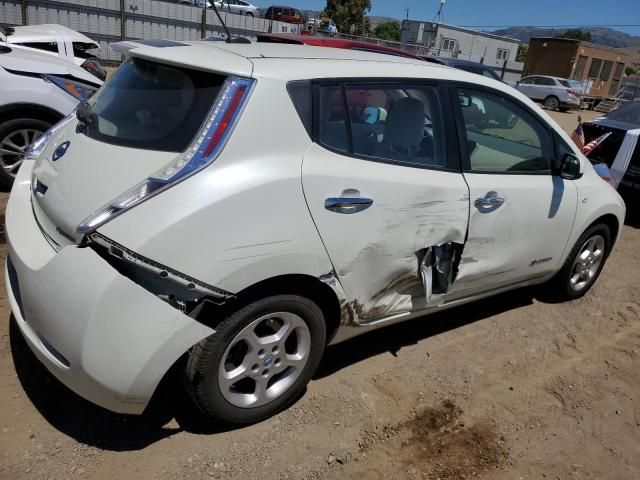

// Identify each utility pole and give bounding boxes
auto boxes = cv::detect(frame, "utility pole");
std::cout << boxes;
[433,0,446,24]
[404,8,409,20]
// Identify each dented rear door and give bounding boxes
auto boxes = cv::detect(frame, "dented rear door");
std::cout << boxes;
[302,81,469,323]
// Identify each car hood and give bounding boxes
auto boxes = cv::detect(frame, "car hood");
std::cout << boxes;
[0,46,102,85]
[584,116,639,132]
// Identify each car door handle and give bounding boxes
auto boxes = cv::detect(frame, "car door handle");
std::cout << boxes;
[474,192,505,211]
[325,197,373,214]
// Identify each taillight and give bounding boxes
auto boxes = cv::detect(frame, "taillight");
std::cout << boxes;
[566,88,577,96]
[77,76,254,235]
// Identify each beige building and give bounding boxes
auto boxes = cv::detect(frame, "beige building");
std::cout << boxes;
[523,37,629,98]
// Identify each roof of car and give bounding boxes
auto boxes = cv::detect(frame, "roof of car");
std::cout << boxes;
[7,24,99,47]
[115,39,522,91]
[256,33,425,60]
[522,75,568,81]
[434,57,497,69]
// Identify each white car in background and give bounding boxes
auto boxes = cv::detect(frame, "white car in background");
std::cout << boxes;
[0,43,102,186]
[1,24,106,81]
[2,24,100,66]
[214,0,260,16]
[5,40,625,425]
[516,75,581,112]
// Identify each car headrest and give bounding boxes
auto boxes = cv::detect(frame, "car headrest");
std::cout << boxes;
[384,97,424,149]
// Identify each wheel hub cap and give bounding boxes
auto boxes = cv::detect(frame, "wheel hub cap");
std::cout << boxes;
[218,312,311,408]
[569,234,605,292]
[0,128,44,177]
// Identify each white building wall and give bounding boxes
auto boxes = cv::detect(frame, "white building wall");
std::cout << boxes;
[435,25,519,67]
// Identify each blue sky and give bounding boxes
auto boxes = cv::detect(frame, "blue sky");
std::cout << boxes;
[283,0,640,36]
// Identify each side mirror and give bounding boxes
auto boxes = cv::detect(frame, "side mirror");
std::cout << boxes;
[559,153,582,180]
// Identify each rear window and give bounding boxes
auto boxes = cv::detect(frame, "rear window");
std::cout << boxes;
[83,58,224,152]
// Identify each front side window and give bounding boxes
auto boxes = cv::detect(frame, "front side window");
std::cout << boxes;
[457,88,551,173]
[318,83,446,168]
[83,58,225,152]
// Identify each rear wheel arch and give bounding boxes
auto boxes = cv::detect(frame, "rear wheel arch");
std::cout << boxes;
[195,274,342,345]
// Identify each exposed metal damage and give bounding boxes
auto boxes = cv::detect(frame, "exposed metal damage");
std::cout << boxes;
[88,233,234,315]
[330,241,464,325]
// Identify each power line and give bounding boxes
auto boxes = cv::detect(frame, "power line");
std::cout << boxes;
[459,24,640,29]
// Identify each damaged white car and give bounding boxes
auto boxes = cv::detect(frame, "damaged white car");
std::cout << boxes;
[5,40,625,424]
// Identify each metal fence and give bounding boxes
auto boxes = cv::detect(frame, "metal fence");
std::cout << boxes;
[0,0,302,63]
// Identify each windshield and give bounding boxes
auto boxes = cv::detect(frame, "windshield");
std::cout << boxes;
[84,58,225,152]
[606,102,640,125]
[558,79,571,88]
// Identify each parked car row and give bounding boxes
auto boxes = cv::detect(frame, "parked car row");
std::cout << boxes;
[3,36,625,425]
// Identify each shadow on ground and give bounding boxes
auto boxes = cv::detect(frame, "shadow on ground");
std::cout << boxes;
[316,288,534,378]
[10,289,535,452]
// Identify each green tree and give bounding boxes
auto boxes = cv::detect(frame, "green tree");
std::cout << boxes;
[324,0,371,36]
[625,66,638,76]
[516,43,528,62]
[556,28,592,42]
[373,21,401,41]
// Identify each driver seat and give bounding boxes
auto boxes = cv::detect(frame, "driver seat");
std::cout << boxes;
[375,97,425,162]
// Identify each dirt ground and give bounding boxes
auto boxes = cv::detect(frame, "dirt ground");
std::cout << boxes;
[1,110,639,480]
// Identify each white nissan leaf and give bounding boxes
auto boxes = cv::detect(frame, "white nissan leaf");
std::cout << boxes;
[5,39,625,424]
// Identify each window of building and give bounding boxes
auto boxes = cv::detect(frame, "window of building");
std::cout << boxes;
[496,48,509,61]
[588,59,603,79]
[573,55,588,80]
[441,38,457,52]
[600,60,613,82]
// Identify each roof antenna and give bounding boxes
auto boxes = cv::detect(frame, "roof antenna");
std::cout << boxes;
[209,2,250,43]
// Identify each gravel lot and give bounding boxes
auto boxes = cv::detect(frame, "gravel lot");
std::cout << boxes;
[1,110,639,480]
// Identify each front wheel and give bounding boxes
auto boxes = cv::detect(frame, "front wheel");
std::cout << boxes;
[185,295,326,424]
[245,12,254,17]
[544,224,611,301]
[0,118,50,187]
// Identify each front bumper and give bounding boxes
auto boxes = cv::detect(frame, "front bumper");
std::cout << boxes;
[5,162,215,414]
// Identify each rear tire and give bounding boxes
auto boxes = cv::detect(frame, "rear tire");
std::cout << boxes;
[0,118,51,188]
[543,96,560,111]
[543,224,611,301]
[185,295,326,424]
[246,12,254,17]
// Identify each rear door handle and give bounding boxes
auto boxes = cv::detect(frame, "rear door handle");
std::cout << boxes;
[325,197,373,214]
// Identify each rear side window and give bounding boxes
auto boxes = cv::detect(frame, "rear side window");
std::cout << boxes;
[317,83,446,168]
[84,59,225,152]
[15,41,58,53]
[73,42,99,59]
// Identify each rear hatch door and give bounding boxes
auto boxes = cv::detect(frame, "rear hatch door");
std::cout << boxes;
[32,54,238,244]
